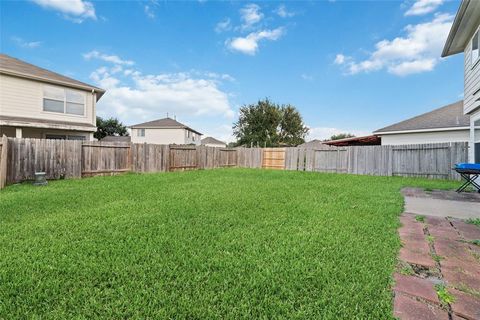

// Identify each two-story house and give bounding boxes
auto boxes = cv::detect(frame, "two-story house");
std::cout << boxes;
[0,54,105,141]
[442,0,480,163]
[129,117,202,145]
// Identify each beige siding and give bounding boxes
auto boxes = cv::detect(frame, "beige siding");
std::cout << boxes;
[204,143,227,148]
[380,130,470,145]
[131,128,187,144]
[0,74,96,126]
[464,33,480,114]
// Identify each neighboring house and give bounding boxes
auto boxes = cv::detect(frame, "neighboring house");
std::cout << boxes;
[0,54,105,141]
[129,117,202,145]
[324,135,381,146]
[442,0,480,163]
[298,139,325,148]
[201,137,227,148]
[374,101,470,145]
[101,136,131,143]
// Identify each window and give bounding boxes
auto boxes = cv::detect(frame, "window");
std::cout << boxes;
[137,129,145,137]
[43,86,85,115]
[472,31,479,65]
[187,130,191,138]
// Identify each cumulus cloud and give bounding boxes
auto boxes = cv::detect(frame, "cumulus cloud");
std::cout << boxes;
[202,124,235,143]
[240,4,264,30]
[308,127,371,140]
[227,27,285,55]
[215,18,232,33]
[83,50,135,66]
[11,36,42,49]
[85,51,235,125]
[31,0,96,22]
[405,0,444,16]
[335,13,453,76]
[275,4,295,18]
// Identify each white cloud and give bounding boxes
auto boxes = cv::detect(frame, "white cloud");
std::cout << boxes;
[335,13,453,76]
[86,51,235,125]
[405,0,444,16]
[240,4,263,30]
[144,0,159,19]
[308,127,371,140]
[11,36,42,49]
[31,0,96,22]
[227,27,285,55]
[275,4,295,18]
[215,18,232,33]
[301,73,314,81]
[334,54,346,65]
[83,50,135,66]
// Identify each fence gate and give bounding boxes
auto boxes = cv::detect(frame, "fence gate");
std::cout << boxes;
[169,146,197,171]
[314,148,348,173]
[262,148,285,170]
[219,149,237,167]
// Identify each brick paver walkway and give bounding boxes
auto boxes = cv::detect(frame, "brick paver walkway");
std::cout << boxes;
[393,213,480,320]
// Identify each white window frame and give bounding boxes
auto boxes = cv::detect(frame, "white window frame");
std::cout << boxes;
[137,128,145,137]
[472,29,480,68]
[43,86,86,117]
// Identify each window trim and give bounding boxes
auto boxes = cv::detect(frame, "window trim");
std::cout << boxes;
[42,85,86,117]
[137,128,145,137]
[472,29,480,69]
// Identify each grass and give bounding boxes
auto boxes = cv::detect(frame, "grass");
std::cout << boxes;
[0,169,458,319]
[435,284,456,306]
[466,218,480,227]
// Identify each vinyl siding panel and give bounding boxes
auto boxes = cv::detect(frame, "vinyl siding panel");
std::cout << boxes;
[464,36,480,114]
[380,130,470,145]
[0,74,95,126]
[131,128,187,144]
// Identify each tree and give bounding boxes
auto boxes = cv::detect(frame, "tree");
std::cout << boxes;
[94,116,129,140]
[233,99,308,147]
[329,133,355,141]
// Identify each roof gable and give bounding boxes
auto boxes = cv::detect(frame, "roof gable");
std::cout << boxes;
[0,53,105,99]
[374,101,469,134]
[129,117,202,135]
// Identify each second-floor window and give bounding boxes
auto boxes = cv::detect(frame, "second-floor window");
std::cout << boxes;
[137,129,145,137]
[472,30,479,65]
[43,86,85,116]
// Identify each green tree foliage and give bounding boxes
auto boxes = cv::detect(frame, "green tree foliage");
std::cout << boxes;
[94,116,129,140]
[329,133,355,141]
[233,99,309,147]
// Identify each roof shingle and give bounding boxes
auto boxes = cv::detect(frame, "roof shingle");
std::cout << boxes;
[129,117,202,135]
[374,101,469,133]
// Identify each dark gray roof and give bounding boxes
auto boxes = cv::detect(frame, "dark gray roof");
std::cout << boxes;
[374,101,469,133]
[0,53,105,99]
[201,137,226,145]
[129,117,202,135]
[298,139,325,148]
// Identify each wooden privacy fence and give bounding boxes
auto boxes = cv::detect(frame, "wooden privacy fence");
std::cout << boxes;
[284,142,469,180]
[0,138,469,189]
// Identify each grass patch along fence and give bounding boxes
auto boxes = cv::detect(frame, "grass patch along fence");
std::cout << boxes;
[0,136,468,188]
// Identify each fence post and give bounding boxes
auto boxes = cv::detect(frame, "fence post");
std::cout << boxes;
[0,135,8,189]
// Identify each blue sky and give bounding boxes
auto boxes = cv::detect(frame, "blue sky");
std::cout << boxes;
[0,0,464,141]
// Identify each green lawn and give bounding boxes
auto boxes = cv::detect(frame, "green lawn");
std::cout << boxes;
[0,169,458,319]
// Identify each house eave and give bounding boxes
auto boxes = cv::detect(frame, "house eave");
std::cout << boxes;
[442,0,480,57]
[0,117,96,132]
[374,126,471,135]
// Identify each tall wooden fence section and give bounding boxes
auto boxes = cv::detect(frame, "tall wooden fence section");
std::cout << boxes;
[284,142,469,180]
[0,135,8,189]
[0,139,469,188]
